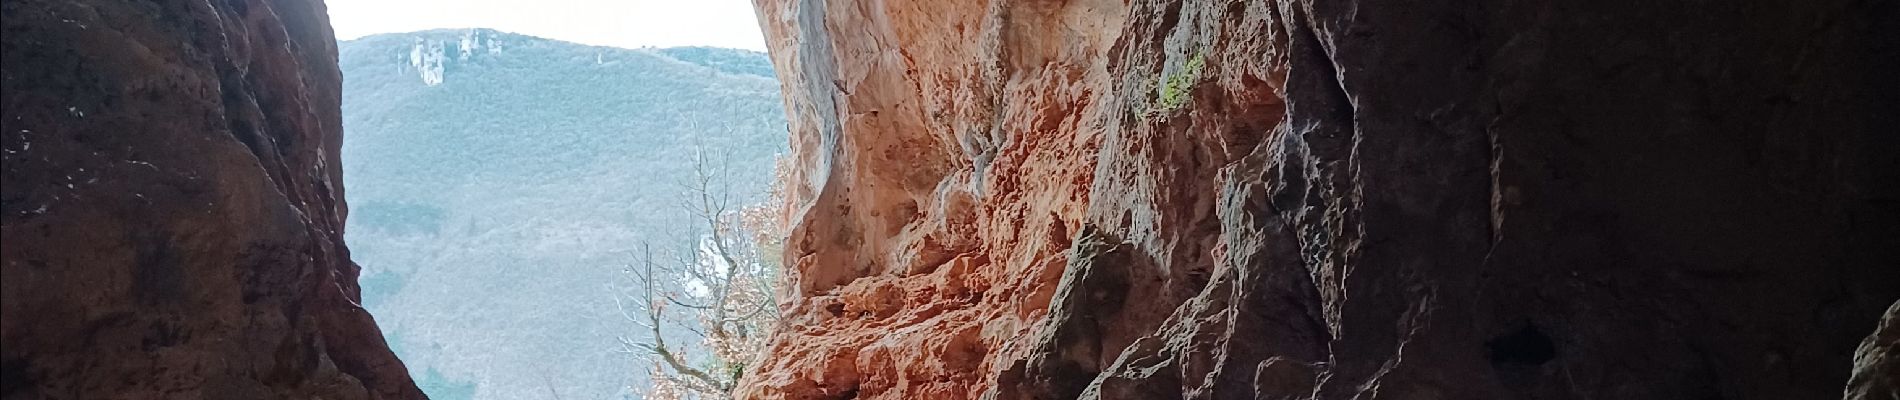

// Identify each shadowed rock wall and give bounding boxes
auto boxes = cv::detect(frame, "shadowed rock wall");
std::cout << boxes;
[2,0,421,398]
[741,0,1900,399]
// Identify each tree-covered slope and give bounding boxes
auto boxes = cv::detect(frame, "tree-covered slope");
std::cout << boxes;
[339,29,786,400]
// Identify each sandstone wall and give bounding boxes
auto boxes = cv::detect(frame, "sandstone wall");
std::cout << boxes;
[742,0,1900,399]
[2,0,420,398]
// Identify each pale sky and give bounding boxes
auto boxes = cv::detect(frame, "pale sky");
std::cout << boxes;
[327,0,768,51]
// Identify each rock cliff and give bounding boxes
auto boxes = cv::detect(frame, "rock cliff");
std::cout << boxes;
[742,0,1900,399]
[1847,301,1900,400]
[1,0,420,398]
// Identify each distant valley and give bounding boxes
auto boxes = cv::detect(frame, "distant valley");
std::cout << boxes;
[339,29,786,400]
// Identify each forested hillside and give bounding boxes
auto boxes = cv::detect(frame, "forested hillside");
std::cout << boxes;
[339,29,786,400]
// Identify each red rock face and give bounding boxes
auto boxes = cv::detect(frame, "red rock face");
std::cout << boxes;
[743,0,1900,399]
[1,0,420,398]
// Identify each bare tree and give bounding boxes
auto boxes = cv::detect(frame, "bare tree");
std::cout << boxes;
[617,144,786,399]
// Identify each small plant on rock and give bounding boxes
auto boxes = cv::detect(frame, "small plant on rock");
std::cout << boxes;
[1154,52,1205,113]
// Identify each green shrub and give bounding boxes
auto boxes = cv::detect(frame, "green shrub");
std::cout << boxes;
[1155,52,1205,112]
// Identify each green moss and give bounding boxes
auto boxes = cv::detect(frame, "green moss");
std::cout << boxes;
[1154,52,1205,113]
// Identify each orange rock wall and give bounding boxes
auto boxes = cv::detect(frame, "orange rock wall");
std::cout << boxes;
[744,0,1899,399]
[745,0,1121,397]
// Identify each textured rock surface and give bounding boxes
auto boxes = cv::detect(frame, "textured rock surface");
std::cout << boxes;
[1847,301,1900,400]
[742,0,1900,399]
[1,0,420,398]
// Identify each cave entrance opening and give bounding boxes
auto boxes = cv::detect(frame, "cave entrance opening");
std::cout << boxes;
[324,1,790,399]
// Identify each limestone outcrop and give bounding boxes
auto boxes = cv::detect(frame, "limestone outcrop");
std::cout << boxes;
[741,0,1900,399]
